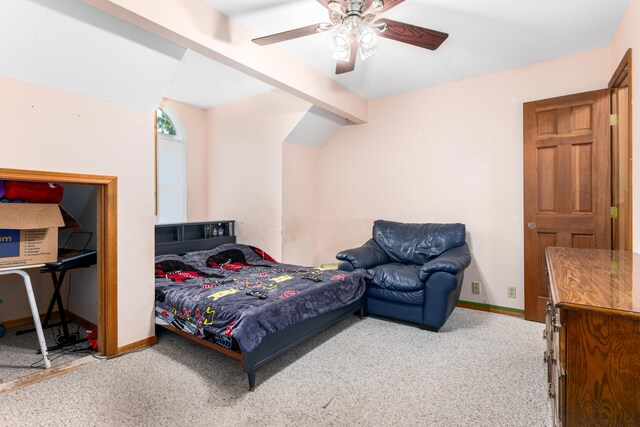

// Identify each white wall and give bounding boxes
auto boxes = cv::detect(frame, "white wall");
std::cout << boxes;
[283,144,320,267]
[317,47,612,310]
[205,90,311,261]
[0,75,155,347]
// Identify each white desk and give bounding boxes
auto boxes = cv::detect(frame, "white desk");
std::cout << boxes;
[0,264,51,368]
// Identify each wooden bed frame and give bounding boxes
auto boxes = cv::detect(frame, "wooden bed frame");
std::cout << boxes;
[154,222,364,390]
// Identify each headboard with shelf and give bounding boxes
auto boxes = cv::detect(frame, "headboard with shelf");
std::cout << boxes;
[155,220,236,255]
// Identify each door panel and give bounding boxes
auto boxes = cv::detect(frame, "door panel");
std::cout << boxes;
[524,89,611,322]
[572,234,594,248]
[538,147,557,212]
[571,143,593,213]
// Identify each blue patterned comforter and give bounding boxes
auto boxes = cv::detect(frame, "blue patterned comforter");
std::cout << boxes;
[154,244,368,353]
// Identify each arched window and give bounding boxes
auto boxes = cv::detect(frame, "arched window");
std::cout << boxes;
[156,106,186,224]
[157,109,177,136]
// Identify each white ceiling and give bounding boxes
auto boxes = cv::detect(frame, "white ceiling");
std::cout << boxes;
[0,0,629,112]
[208,0,629,100]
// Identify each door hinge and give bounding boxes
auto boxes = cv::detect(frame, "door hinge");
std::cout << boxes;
[611,206,618,219]
[610,113,619,126]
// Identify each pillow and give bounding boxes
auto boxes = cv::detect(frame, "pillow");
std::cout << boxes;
[4,181,64,204]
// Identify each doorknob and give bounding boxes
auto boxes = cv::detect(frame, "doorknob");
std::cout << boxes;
[528,222,536,229]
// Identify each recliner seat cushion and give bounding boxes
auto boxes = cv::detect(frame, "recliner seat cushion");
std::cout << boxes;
[370,263,423,291]
[367,285,424,306]
[373,220,466,265]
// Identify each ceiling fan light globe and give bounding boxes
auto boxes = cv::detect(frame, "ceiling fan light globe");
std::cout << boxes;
[334,25,352,48]
[333,45,352,62]
[357,23,377,48]
[359,43,377,60]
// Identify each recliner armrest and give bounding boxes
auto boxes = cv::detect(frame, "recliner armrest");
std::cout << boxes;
[338,261,355,272]
[419,243,471,281]
[336,239,389,269]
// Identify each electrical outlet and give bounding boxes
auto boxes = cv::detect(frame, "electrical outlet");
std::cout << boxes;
[507,286,516,299]
[471,281,481,294]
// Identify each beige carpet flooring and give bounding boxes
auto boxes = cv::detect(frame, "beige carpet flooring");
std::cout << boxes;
[0,321,90,384]
[0,308,552,426]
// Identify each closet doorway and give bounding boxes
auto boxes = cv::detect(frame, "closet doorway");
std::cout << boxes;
[0,168,118,357]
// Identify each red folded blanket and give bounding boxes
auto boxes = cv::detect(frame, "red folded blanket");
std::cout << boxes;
[4,181,64,204]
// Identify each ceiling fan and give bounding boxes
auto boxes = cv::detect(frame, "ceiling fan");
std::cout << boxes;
[252,0,448,74]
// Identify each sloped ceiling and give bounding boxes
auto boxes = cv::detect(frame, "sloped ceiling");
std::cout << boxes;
[283,106,347,148]
[0,0,275,112]
[0,0,185,111]
[164,50,274,110]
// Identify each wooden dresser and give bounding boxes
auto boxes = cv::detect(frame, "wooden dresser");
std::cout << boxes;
[545,247,640,426]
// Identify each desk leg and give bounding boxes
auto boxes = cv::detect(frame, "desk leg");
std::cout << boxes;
[0,270,51,369]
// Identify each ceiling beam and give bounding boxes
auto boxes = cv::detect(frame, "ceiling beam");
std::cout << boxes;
[80,0,368,124]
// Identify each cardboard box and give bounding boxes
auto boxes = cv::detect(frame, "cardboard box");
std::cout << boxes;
[0,203,65,268]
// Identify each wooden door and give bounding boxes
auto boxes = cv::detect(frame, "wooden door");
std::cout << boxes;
[524,89,611,322]
[611,86,631,250]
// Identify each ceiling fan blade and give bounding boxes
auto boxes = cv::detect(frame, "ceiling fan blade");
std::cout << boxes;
[252,23,330,46]
[375,18,448,50]
[336,40,358,74]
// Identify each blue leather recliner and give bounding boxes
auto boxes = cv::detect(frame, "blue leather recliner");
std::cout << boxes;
[336,220,471,331]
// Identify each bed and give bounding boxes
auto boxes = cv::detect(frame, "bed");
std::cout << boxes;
[154,222,368,390]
